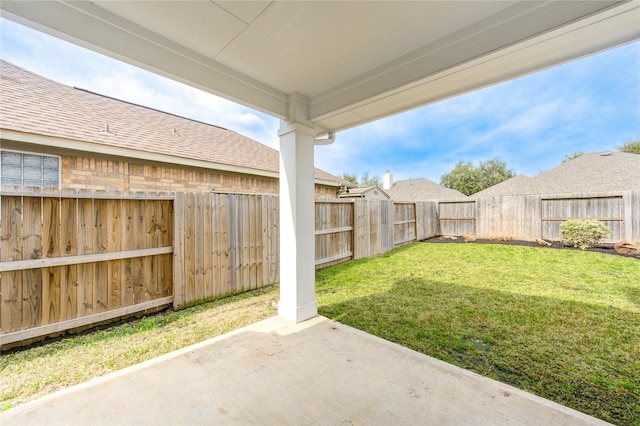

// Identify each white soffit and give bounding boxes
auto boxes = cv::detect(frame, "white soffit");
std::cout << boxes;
[213,1,517,95]
[94,1,249,59]
[214,1,272,25]
[1,1,638,135]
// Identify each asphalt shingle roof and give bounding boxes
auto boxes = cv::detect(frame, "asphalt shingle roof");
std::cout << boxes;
[471,175,535,197]
[385,178,467,201]
[473,152,640,197]
[0,60,343,185]
[339,185,390,199]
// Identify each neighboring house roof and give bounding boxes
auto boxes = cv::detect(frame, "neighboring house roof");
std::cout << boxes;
[473,152,640,197]
[0,60,345,187]
[385,178,466,201]
[471,175,535,198]
[339,184,389,199]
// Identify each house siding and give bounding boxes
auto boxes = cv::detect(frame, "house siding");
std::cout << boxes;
[61,154,337,198]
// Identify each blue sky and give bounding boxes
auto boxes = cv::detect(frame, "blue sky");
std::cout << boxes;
[1,17,639,183]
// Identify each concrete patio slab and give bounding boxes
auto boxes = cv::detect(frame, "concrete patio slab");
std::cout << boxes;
[2,316,608,425]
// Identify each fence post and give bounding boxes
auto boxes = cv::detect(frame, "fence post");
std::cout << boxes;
[415,202,424,241]
[623,190,640,242]
[350,200,356,261]
[387,200,395,250]
[173,192,185,309]
[353,199,370,259]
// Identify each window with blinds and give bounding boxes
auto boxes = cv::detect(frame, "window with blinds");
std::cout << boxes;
[1,150,61,189]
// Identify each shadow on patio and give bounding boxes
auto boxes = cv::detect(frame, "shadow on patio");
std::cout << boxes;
[1,315,606,425]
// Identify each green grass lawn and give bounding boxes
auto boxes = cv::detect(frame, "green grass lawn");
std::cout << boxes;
[316,243,640,426]
[2,242,638,424]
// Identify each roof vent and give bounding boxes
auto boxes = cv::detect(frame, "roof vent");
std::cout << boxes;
[601,151,612,156]
[172,128,179,136]
[98,124,114,136]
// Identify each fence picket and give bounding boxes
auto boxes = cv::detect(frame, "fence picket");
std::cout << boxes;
[219,194,231,295]
[184,193,196,304]
[194,193,205,301]
[22,195,42,329]
[107,199,122,309]
[1,195,22,332]
[241,196,250,291]
[95,200,108,311]
[41,197,62,325]
[172,193,185,308]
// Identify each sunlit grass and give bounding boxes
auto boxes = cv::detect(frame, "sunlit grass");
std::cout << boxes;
[316,243,640,425]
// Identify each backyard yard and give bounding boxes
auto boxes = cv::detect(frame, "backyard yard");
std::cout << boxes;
[317,243,639,425]
[1,242,639,425]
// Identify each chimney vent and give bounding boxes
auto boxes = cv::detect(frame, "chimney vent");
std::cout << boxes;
[383,170,393,190]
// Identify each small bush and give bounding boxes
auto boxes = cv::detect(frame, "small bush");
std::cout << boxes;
[560,220,610,250]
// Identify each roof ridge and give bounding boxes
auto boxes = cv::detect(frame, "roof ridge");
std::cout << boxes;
[73,87,228,131]
[1,60,230,131]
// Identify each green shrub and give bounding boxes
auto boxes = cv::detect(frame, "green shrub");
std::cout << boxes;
[559,220,610,250]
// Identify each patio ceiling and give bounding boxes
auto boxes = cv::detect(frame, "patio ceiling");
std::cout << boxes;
[1,1,638,136]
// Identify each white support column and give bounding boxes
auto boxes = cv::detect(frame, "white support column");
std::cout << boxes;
[277,93,317,323]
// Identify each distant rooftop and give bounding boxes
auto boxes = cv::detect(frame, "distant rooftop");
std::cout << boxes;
[473,151,640,197]
[385,178,466,201]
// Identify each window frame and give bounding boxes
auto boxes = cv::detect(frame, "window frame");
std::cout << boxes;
[0,148,62,189]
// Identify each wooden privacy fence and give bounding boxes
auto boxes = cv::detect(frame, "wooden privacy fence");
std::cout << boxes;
[439,200,476,236]
[173,193,279,308]
[315,200,354,268]
[439,190,640,243]
[540,195,627,241]
[7,188,634,347]
[1,191,439,346]
[0,189,173,346]
[316,199,440,267]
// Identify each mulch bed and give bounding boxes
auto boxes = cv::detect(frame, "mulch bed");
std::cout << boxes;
[421,236,640,259]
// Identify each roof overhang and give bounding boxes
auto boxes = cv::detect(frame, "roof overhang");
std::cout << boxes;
[0,129,346,187]
[1,1,638,136]
[0,129,274,178]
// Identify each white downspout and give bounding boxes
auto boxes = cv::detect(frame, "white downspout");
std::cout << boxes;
[314,132,335,145]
